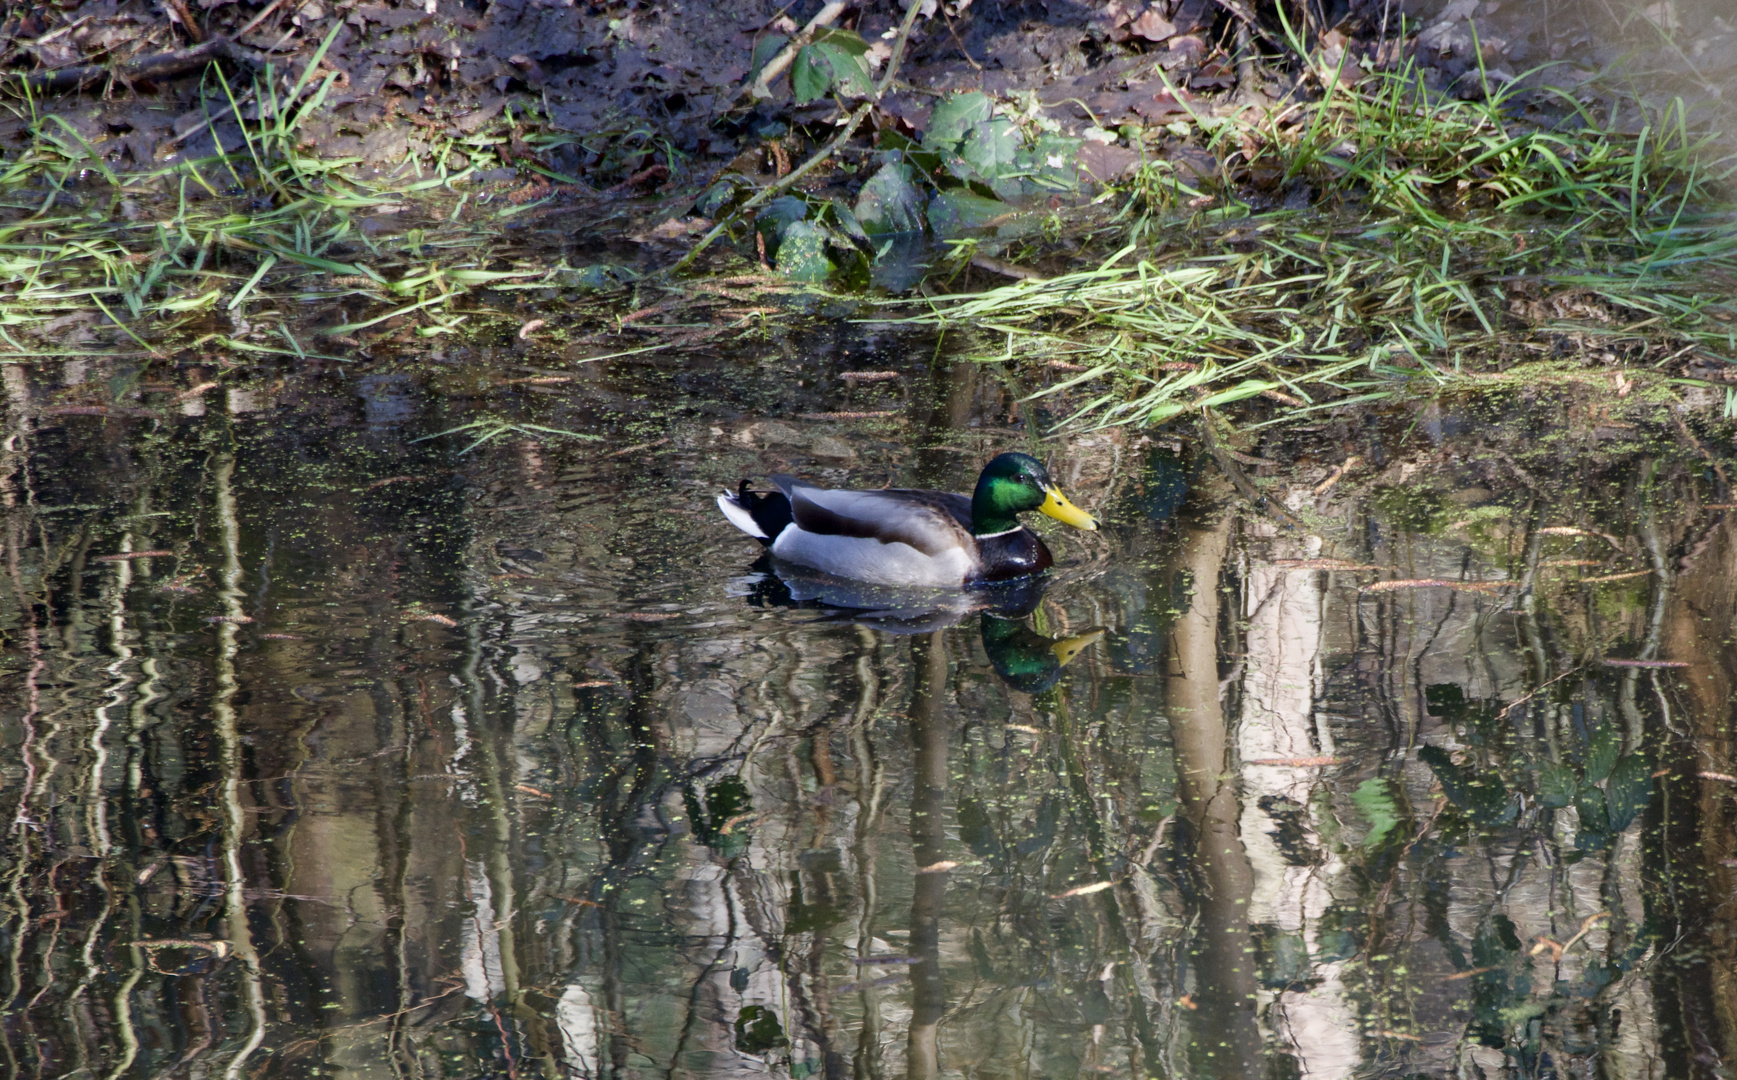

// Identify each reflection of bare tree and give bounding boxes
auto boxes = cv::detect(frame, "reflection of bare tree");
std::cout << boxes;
[1166,486,1264,1079]
[907,632,949,1080]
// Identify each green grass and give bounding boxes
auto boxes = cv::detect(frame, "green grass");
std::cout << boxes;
[886,61,1737,433]
[0,30,587,356]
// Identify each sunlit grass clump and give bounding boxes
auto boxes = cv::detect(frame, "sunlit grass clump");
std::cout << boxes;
[895,61,1737,432]
[0,27,559,358]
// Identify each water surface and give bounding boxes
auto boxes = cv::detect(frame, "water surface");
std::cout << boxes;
[2,340,1734,1079]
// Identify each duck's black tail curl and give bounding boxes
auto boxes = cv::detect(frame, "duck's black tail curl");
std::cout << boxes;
[718,480,793,547]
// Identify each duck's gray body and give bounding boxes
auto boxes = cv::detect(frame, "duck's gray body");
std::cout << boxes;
[717,475,1052,588]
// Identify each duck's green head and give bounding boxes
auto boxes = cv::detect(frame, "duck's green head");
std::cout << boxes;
[971,452,1099,536]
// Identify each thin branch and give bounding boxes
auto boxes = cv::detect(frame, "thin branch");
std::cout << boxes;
[746,1,849,101]
[10,35,270,92]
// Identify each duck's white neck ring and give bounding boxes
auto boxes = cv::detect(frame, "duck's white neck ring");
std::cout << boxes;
[973,527,1021,540]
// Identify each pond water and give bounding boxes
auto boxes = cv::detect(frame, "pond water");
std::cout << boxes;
[2,331,1734,1080]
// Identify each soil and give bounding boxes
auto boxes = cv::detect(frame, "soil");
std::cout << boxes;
[7,0,1736,200]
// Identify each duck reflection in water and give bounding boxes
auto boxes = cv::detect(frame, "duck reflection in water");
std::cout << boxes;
[729,561,1103,692]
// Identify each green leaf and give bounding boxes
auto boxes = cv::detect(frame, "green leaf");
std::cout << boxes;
[926,189,1009,239]
[748,33,788,81]
[1352,778,1400,849]
[869,233,930,292]
[924,91,993,150]
[1583,722,1621,784]
[813,40,873,97]
[775,219,835,282]
[1604,753,1652,833]
[1575,784,1610,835]
[810,27,871,56]
[792,44,833,104]
[792,35,872,102]
[961,116,1021,179]
[855,162,927,236]
[1538,763,1577,809]
[1418,744,1511,825]
[969,927,996,979]
[754,194,810,259]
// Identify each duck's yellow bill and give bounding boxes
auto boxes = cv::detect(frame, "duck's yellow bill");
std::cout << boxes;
[1050,628,1106,668]
[1039,486,1098,530]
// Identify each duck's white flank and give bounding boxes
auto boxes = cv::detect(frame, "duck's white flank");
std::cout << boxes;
[770,526,976,587]
[716,493,768,538]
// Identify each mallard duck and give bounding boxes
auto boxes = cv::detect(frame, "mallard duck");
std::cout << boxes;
[717,452,1097,587]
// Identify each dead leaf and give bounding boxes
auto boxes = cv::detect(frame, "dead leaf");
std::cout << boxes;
[917,861,958,874]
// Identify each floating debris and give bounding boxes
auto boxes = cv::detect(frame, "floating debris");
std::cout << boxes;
[916,861,958,874]
[1051,881,1114,898]
[1580,570,1652,583]
[1245,756,1341,767]
[605,438,671,458]
[1364,579,1509,593]
[851,956,920,966]
[837,974,906,994]
[1267,559,1377,571]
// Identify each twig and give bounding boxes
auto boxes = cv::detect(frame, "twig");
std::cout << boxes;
[1311,454,1360,496]
[747,1,848,101]
[11,35,269,91]
[1198,409,1304,528]
[970,255,1046,281]
[677,0,929,275]
[163,0,205,43]
[672,102,873,274]
[233,0,298,41]
[161,85,257,150]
